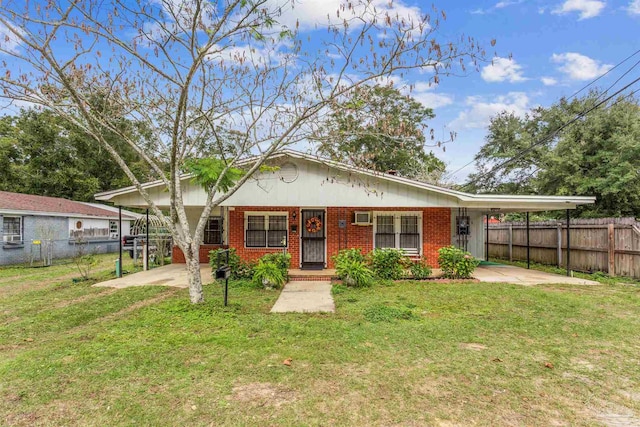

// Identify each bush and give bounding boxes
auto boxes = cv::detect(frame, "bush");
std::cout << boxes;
[410,257,432,279]
[253,259,286,289]
[368,248,407,280]
[336,259,374,288]
[437,246,480,279]
[260,252,291,279]
[332,248,366,264]
[209,248,255,280]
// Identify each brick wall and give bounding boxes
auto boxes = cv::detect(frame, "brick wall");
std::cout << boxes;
[228,207,300,267]
[171,206,451,268]
[172,244,225,264]
[326,207,450,268]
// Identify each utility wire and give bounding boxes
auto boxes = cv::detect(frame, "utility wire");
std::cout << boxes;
[444,48,640,181]
[460,75,640,190]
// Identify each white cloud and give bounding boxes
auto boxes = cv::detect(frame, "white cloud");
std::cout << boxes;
[495,0,523,8]
[449,92,531,130]
[541,76,558,86]
[481,57,526,83]
[272,0,426,34]
[412,91,454,109]
[552,0,606,20]
[470,0,523,14]
[629,0,640,15]
[0,22,23,54]
[551,52,612,80]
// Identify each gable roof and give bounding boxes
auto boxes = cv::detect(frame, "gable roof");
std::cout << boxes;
[94,149,595,211]
[0,191,136,219]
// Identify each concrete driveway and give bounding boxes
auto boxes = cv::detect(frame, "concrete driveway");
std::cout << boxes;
[94,263,211,289]
[473,264,599,286]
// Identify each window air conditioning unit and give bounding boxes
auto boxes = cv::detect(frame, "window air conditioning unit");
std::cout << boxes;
[353,211,372,225]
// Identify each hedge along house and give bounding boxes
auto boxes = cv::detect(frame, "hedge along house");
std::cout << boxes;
[94,150,595,270]
[0,191,138,266]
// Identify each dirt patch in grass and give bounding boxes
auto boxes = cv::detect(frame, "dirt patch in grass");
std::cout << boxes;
[459,342,488,351]
[71,288,179,328]
[51,288,120,309]
[231,382,297,408]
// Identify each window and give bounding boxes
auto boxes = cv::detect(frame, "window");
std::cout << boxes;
[245,213,288,248]
[3,216,22,243]
[373,212,421,255]
[204,217,223,245]
[109,220,118,238]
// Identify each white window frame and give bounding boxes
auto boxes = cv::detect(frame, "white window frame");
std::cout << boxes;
[372,211,422,255]
[244,211,289,248]
[2,216,23,243]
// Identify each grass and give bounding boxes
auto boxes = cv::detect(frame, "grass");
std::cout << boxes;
[491,257,640,286]
[1,260,640,426]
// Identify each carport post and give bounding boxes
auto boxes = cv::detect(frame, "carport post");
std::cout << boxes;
[146,208,149,269]
[485,214,489,261]
[526,212,530,269]
[566,209,571,277]
[118,206,123,278]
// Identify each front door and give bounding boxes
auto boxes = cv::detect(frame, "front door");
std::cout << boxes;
[301,209,325,269]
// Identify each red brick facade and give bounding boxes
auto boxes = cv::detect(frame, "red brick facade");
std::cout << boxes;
[173,206,451,267]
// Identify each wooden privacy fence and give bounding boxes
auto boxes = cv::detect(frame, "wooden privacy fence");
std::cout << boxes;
[487,217,640,278]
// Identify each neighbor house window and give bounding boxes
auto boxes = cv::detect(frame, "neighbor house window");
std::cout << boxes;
[245,213,287,248]
[109,220,118,238]
[373,212,421,256]
[204,217,223,245]
[2,216,22,243]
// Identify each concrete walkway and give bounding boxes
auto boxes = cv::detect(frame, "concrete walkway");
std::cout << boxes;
[473,264,599,286]
[270,281,335,313]
[94,263,211,289]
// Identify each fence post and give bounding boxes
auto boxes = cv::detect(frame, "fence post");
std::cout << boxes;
[608,223,616,277]
[508,223,513,262]
[557,223,562,268]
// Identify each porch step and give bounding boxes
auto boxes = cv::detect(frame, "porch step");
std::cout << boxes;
[288,269,337,282]
[288,274,335,282]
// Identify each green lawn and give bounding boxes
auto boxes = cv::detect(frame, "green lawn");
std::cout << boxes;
[1,259,639,426]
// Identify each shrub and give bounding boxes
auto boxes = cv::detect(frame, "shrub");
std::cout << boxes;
[260,252,291,279]
[209,248,255,280]
[335,259,374,288]
[437,246,480,279]
[368,248,407,280]
[410,257,432,280]
[332,248,366,265]
[252,259,286,289]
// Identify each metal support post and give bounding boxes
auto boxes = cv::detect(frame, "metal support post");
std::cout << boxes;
[566,209,571,277]
[485,214,489,261]
[118,206,123,278]
[526,212,530,269]
[146,208,150,268]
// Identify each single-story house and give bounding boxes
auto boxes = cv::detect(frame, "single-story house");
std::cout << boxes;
[0,191,137,266]
[94,150,595,269]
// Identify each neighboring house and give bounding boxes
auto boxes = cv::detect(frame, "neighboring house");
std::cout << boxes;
[95,150,595,269]
[0,191,136,266]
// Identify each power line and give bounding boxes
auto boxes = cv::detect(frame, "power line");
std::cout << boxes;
[565,48,640,101]
[461,75,640,190]
[444,48,640,181]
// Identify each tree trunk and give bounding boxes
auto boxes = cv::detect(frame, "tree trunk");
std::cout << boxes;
[185,244,204,304]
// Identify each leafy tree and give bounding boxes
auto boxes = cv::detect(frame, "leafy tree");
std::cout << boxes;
[316,85,446,182]
[0,0,486,303]
[467,90,640,217]
[0,109,157,201]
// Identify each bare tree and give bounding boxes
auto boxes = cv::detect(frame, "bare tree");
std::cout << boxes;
[0,0,486,303]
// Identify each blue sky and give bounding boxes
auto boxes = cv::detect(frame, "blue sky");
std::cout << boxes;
[0,0,638,185]
[396,0,640,182]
